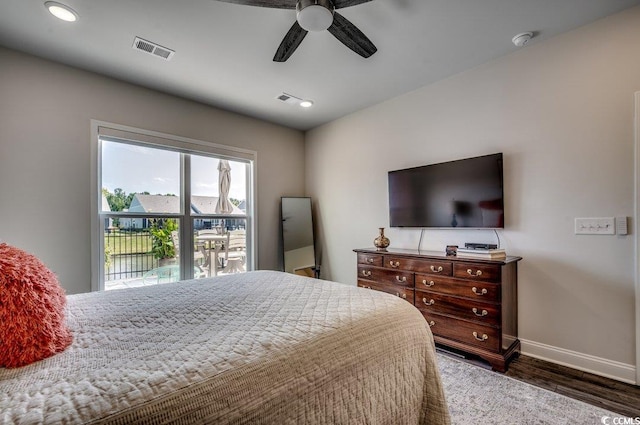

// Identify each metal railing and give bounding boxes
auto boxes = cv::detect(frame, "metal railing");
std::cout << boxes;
[104,219,248,282]
[104,229,158,281]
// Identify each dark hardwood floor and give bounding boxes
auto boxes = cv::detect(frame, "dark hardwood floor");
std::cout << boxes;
[437,345,640,418]
[505,355,640,418]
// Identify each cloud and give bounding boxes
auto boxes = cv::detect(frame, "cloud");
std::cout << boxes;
[196,182,217,189]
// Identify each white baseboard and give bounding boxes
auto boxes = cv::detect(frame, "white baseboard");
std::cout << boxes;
[520,339,637,385]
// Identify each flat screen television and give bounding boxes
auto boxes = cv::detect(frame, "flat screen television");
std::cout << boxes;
[388,153,504,228]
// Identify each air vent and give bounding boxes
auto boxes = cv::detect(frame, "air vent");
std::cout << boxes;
[276,92,302,105]
[132,37,175,61]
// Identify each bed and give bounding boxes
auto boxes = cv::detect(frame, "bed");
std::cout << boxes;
[0,271,450,424]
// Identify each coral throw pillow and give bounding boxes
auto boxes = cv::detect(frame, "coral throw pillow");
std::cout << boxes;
[0,243,73,368]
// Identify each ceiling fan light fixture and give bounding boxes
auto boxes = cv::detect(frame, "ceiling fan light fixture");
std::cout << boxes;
[45,1,78,22]
[296,0,334,32]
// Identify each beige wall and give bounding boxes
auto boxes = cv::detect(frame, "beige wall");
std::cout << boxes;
[0,46,305,295]
[306,7,640,375]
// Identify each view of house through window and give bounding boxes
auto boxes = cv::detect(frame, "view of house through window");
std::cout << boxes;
[99,138,251,290]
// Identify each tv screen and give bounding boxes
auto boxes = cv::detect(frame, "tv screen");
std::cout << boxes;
[388,153,504,228]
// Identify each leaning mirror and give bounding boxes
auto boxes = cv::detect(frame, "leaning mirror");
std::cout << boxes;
[281,197,316,277]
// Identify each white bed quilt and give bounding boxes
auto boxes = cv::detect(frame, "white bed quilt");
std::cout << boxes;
[0,270,449,424]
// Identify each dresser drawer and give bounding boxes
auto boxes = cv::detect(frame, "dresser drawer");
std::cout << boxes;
[357,253,383,267]
[415,274,500,302]
[453,262,501,282]
[385,256,452,276]
[414,290,500,326]
[358,281,414,303]
[357,266,414,288]
[420,312,500,352]
[357,265,379,281]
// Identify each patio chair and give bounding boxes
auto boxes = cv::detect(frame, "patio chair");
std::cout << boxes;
[170,231,207,278]
[217,229,246,274]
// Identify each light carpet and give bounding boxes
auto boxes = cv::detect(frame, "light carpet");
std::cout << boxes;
[437,353,621,424]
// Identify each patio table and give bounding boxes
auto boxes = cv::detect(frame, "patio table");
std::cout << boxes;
[195,233,227,277]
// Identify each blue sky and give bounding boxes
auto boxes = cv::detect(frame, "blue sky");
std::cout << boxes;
[101,140,247,200]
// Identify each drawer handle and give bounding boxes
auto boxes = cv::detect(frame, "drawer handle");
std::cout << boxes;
[395,275,407,283]
[422,298,435,306]
[428,321,435,327]
[361,270,372,277]
[389,260,400,268]
[472,308,488,317]
[472,332,489,342]
[366,258,374,264]
[467,269,483,277]
[422,279,435,287]
[396,292,407,299]
[472,287,488,296]
[430,265,443,273]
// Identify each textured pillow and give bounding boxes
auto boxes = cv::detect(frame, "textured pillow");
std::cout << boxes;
[0,243,73,368]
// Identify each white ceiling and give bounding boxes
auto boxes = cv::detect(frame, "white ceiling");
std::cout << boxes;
[1,0,638,131]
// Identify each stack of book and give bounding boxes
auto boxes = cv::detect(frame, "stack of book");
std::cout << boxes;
[456,248,506,260]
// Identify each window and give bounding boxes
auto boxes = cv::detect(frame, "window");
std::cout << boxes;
[93,123,255,291]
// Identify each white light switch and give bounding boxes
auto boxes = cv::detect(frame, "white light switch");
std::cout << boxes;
[575,217,615,235]
[615,216,628,235]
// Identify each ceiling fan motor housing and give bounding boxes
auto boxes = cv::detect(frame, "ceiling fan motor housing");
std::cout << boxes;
[296,0,334,32]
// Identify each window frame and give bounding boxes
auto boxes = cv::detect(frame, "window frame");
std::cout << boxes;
[91,120,257,291]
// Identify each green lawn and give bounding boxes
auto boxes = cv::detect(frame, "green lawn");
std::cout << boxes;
[105,231,153,255]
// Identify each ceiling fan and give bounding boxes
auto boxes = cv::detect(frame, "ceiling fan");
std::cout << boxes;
[214,0,377,62]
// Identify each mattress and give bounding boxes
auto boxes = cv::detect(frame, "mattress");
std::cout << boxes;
[0,270,450,424]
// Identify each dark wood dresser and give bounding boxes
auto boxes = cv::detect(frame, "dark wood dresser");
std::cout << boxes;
[354,247,522,372]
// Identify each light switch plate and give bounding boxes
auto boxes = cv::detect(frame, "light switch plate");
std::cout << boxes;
[615,216,628,235]
[574,217,615,235]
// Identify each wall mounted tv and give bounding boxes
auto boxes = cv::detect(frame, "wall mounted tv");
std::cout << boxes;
[388,153,504,228]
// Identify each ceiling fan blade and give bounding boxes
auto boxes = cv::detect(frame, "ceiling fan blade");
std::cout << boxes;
[273,21,309,62]
[327,12,377,58]
[212,0,295,9]
[333,0,373,9]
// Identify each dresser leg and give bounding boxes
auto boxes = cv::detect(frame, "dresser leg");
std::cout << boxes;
[482,340,521,373]
[435,338,521,373]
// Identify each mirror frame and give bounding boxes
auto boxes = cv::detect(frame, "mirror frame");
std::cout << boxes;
[280,197,318,278]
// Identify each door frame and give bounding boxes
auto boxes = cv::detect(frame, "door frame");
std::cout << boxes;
[634,91,640,384]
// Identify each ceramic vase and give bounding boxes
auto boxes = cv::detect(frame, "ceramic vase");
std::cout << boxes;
[373,227,390,251]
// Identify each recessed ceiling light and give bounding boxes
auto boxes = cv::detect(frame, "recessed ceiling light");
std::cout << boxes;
[45,2,79,22]
[300,100,314,108]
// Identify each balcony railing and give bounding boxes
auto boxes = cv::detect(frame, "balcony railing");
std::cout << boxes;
[103,219,247,290]
[105,229,158,282]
